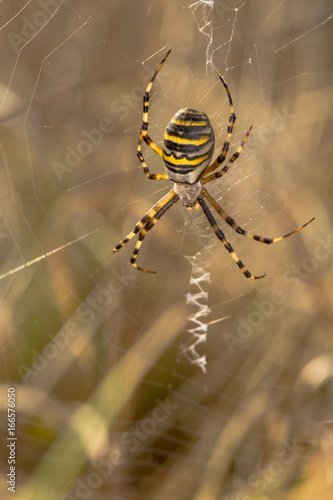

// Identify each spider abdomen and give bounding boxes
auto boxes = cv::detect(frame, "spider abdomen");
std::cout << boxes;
[163,108,215,184]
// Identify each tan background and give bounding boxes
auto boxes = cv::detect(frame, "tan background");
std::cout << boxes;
[0,1,332,499]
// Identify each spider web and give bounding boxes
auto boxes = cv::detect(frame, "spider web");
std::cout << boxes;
[0,1,332,499]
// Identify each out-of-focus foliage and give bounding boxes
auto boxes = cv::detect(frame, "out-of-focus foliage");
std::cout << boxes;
[0,1,332,499]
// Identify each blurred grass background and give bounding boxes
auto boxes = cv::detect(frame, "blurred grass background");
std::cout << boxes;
[0,1,332,499]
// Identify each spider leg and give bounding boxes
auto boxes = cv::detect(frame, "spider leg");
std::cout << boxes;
[198,196,266,279]
[143,132,163,158]
[203,76,237,178]
[113,189,179,273]
[113,188,177,252]
[202,125,252,184]
[137,129,167,180]
[137,49,172,180]
[130,190,180,273]
[202,187,315,244]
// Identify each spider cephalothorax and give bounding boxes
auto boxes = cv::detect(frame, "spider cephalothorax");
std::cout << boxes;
[113,49,314,278]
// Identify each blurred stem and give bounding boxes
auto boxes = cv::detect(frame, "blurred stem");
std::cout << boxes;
[17,305,186,500]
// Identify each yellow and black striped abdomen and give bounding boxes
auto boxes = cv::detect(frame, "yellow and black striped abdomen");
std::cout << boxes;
[162,108,215,184]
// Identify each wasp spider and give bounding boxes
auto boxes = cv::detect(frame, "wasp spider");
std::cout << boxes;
[113,49,314,278]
